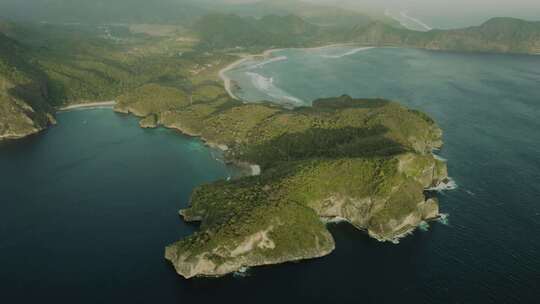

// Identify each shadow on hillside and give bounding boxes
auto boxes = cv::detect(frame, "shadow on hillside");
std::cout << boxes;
[241,125,408,169]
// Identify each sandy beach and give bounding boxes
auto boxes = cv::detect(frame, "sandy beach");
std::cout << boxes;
[58,101,117,111]
[218,43,358,100]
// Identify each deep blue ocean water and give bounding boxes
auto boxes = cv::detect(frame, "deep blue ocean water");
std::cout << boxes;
[1,48,539,303]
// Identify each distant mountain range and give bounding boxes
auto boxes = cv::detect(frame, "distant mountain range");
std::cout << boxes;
[194,14,321,49]
[348,17,540,54]
[0,0,207,25]
[193,14,540,54]
[0,0,391,28]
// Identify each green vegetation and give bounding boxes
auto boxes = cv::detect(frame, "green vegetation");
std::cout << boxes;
[1,12,538,139]
[0,33,54,139]
[0,0,207,25]
[163,95,448,278]
[9,7,539,278]
[194,14,321,50]
[348,17,540,54]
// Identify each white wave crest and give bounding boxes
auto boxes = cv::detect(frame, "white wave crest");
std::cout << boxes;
[438,213,450,226]
[419,221,430,232]
[400,11,432,31]
[433,153,447,162]
[233,266,251,278]
[322,216,349,224]
[245,72,304,105]
[322,47,374,59]
[427,177,458,192]
[247,56,288,69]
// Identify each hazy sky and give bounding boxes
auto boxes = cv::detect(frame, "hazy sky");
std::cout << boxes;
[306,0,540,27]
[0,0,538,28]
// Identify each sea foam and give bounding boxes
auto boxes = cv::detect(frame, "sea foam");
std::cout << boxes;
[247,56,288,70]
[321,47,374,59]
[438,213,450,226]
[245,72,305,105]
[419,221,430,231]
[399,11,432,31]
[233,267,251,278]
[427,177,458,192]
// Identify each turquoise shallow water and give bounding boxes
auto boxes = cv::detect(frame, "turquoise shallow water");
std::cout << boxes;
[1,48,540,303]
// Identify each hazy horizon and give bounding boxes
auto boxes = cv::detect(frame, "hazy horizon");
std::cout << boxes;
[306,0,540,28]
[0,0,539,28]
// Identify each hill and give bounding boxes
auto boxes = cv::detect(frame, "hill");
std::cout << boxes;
[348,17,540,54]
[194,14,321,50]
[0,0,207,25]
[0,33,55,139]
[195,0,392,29]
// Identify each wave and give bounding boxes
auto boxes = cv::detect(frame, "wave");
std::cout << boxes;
[419,221,430,231]
[400,11,432,31]
[465,189,476,196]
[321,47,374,59]
[384,9,432,32]
[438,213,450,226]
[233,266,251,278]
[433,153,447,162]
[322,216,349,224]
[245,72,305,105]
[247,56,288,70]
[427,177,458,192]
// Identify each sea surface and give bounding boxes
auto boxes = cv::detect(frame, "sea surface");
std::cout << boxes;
[1,47,539,303]
[226,47,540,302]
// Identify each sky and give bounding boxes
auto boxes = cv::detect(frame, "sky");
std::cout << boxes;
[0,0,538,28]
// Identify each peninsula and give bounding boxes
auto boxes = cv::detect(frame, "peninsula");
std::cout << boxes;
[163,95,449,278]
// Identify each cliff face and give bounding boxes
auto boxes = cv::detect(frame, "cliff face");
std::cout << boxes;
[165,96,449,278]
[0,33,55,140]
[349,17,540,54]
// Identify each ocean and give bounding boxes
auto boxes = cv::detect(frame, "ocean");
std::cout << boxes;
[1,47,539,303]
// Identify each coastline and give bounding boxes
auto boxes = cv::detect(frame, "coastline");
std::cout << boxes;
[218,43,359,101]
[58,101,117,112]
[159,122,262,177]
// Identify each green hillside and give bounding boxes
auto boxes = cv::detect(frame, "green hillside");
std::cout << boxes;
[164,96,448,278]
[194,14,321,50]
[0,0,207,25]
[196,0,388,29]
[0,33,54,139]
[348,17,540,54]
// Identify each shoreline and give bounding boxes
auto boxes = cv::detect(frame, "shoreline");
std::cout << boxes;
[218,43,359,100]
[58,101,117,112]
[159,122,261,177]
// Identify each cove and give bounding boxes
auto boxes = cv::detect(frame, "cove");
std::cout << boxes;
[0,109,234,303]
